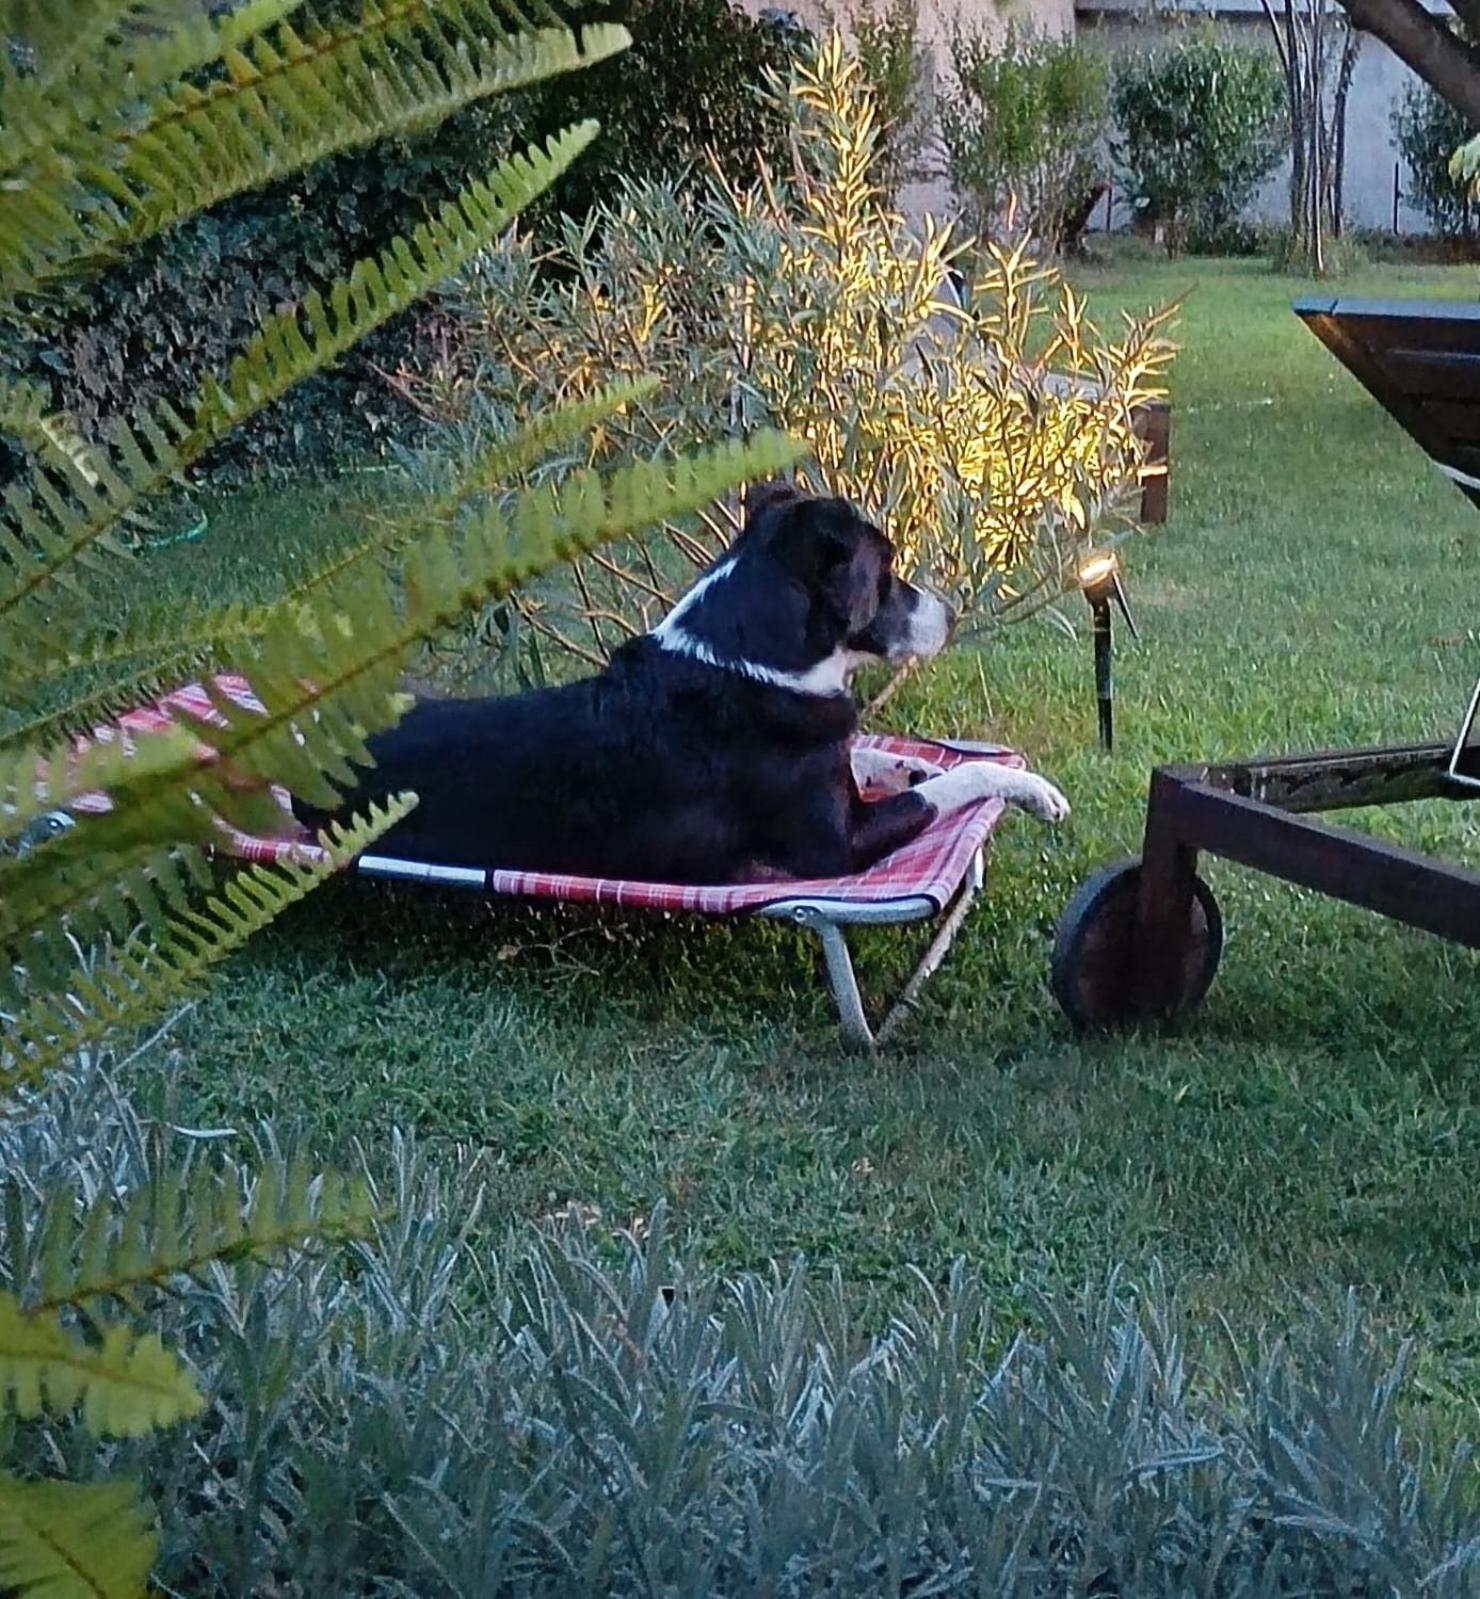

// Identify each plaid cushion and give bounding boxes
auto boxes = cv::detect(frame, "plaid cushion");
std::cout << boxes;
[57,676,1023,916]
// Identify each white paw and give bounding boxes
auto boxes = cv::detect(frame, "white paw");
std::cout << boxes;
[852,749,943,796]
[1007,770,1071,823]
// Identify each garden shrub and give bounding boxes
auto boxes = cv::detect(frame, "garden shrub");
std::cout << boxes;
[1112,31,1288,258]
[517,0,803,226]
[824,0,933,195]
[441,37,1173,681]
[1393,75,1480,239]
[938,22,1110,257]
[4,1058,1477,1598]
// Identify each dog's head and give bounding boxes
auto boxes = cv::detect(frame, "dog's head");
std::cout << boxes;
[653,484,952,693]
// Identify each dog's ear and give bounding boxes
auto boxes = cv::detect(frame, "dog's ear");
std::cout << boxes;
[743,478,802,525]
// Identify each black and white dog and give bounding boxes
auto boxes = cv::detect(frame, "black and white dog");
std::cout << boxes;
[295,485,1068,882]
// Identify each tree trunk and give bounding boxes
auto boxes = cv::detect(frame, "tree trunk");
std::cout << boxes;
[1330,25,1360,234]
[1337,0,1480,123]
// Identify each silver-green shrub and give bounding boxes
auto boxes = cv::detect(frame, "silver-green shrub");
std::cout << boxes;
[4,1060,1474,1597]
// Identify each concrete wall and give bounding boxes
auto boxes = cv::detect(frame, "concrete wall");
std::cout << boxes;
[741,0,1078,220]
[744,0,1442,233]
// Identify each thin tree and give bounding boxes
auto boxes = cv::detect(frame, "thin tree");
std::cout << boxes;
[1259,0,1361,272]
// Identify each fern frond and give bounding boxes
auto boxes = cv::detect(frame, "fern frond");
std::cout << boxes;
[0,723,199,851]
[0,799,413,1091]
[217,429,806,808]
[190,126,600,446]
[254,377,664,611]
[1,0,300,114]
[0,1292,201,1436]
[0,131,597,634]
[0,1474,155,1599]
[0,1,626,294]
[10,1156,382,1318]
[0,405,187,631]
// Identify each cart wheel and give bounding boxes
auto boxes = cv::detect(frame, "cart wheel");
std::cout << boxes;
[1051,857,1222,1032]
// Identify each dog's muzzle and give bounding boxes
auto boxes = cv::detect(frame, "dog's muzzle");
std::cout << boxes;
[899,585,953,660]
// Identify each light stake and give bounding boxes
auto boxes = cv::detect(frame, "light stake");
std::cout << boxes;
[1075,548,1138,753]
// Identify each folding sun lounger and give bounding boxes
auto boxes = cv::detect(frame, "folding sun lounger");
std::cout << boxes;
[65,676,1024,1050]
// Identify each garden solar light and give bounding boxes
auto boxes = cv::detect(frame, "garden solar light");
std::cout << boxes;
[1075,548,1138,753]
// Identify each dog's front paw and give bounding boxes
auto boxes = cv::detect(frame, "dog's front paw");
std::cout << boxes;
[1009,770,1071,823]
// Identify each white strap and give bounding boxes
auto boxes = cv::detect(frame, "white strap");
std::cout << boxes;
[1434,459,1480,493]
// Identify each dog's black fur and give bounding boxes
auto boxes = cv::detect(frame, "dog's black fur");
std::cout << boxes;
[293,487,961,883]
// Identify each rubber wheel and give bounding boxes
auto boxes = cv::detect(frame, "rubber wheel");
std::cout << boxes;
[1050,857,1222,1032]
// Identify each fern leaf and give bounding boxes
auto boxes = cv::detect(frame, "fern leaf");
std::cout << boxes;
[0,405,188,631]
[252,377,665,612]
[0,1,627,294]
[10,1161,381,1320]
[0,132,597,631]
[0,1292,201,1437]
[189,126,600,447]
[0,724,199,852]
[0,1474,155,1599]
[214,429,806,808]
[0,799,413,1091]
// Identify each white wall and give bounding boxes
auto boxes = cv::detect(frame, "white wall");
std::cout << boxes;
[1077,0,1451,234]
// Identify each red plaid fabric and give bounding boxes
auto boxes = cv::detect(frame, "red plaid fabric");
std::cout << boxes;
[478,735,1019,914]
[63,674,324,866]
[56,677,1022,915]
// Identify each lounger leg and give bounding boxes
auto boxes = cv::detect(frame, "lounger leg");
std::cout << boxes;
[808,917,876,1051]
[876,848,983,1046]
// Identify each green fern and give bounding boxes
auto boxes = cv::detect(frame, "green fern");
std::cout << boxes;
[0,800,416,1085]
[6,1152,385,1318]
[0,127,600,629]
[0,1475,156,1599]
[0,1296,202,1437]
[0,2,626,296]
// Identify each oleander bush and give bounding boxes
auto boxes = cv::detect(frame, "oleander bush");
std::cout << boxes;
[434,37,1173,682]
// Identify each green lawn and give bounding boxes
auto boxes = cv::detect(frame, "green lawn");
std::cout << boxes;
[144,258,1480,1425]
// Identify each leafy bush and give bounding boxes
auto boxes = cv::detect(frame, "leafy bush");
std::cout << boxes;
[441,37,1173,681]
[0,2,797,1586]
[939,22,1110,257]
[5,1059,1477,1597]
[0,0,804,485]
[1112,31,1288,258]
[1394,76,1480,238]
[825,0,932,194]
[521,0,804,225]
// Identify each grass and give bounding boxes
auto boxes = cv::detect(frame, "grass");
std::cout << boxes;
[137,257,1479,1425]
